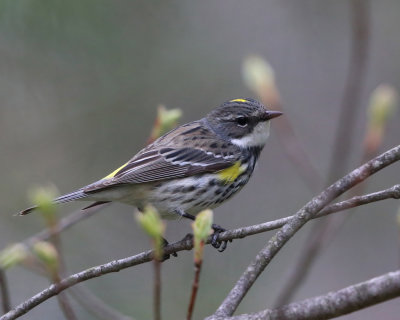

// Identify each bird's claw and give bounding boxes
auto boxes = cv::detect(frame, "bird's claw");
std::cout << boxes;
[211,224,231,252]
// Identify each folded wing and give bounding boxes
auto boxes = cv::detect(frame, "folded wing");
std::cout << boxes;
[84,146,237,193]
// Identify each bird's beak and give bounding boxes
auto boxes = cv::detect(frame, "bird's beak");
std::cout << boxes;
[263,110,283,120]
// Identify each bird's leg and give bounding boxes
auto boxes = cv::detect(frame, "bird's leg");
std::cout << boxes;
[175,209,230,252]
[174,209,196,243]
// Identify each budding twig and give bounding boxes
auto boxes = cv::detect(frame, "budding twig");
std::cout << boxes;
[136,205,165,320]
[2,145,400,320]
[187,210,213,320]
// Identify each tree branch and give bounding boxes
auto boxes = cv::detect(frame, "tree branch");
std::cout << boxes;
[328,0,370,179]
[0,242,191,320]
[23,204,110,248]
[24,183,400,255]
[276,0,371,307]
[1,145,399,320]
[1,183,399,320]
[212,144,400,317]
[222,183,400,241]
[208,270,400,320]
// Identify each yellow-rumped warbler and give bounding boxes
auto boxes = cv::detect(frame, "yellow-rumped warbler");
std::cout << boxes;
[20,98,282,250]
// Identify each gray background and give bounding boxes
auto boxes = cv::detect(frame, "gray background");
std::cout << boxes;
[1,1,399,319]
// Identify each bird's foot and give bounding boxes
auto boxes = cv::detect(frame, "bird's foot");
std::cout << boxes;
[211,224,231,252]
[175,209,231,252]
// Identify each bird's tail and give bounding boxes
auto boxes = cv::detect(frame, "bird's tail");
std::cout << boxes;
[19,189,87,216]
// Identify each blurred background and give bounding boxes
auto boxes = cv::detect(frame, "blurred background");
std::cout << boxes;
[1,1,400,319]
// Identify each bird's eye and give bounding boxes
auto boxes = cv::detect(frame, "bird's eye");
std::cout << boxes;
[236,117,248,127]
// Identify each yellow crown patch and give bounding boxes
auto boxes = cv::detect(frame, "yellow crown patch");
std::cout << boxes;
[230,98,248,103]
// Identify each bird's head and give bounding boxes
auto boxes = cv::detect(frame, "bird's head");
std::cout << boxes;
[206,98,282,148]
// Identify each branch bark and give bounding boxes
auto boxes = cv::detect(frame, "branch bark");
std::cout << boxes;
[1,182,399,320]
[1,181,399,320]
[275,0,371,307]
[208,270,400,320]
[1,145,399,320]
[212,144,400,317]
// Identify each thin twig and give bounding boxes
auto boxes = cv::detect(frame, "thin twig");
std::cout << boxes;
[7,107,175,319]
[212,144,400,317]
[3,182,399,320]
[275,0,371,306]
[19,102,175,248]
[18,205,108,319]
[154,259,161,320]
[187,260,202,320]
[55,293,76,320]
[46,217,77,320]
[207,270,400,320]
[19,248,130,320]
[328,0,370,181]
[50,273,77,320]
[69,285,133,320]
[0,152,400,320]
[23,204,110,248]
[215,183,400,241]
[0,243,186,320]
[0,269,11,313]
[0,183,398,320]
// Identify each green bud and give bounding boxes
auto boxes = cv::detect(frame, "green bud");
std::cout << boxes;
[150,106,182,141]
[242,55,275,93]
[33,241,59,273]
[0,244,28,269]
[135,205,165,260]
[368,84,398,129]
[136,205,165,238]
[158,106,182,135]
[29,185,59,225]
[192,209,213,262]
[364,85,398,155]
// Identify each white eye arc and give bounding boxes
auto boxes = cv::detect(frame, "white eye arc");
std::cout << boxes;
[236,117,248,127]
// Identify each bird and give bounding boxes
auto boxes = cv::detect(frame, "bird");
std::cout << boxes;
[20,98,282,251]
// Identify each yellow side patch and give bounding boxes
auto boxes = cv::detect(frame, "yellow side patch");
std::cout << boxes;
[218,161,246,183]
[230,98,248,103]
[103,161,130,179]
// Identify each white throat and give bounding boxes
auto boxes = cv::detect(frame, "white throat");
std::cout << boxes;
[231,121,270,148]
